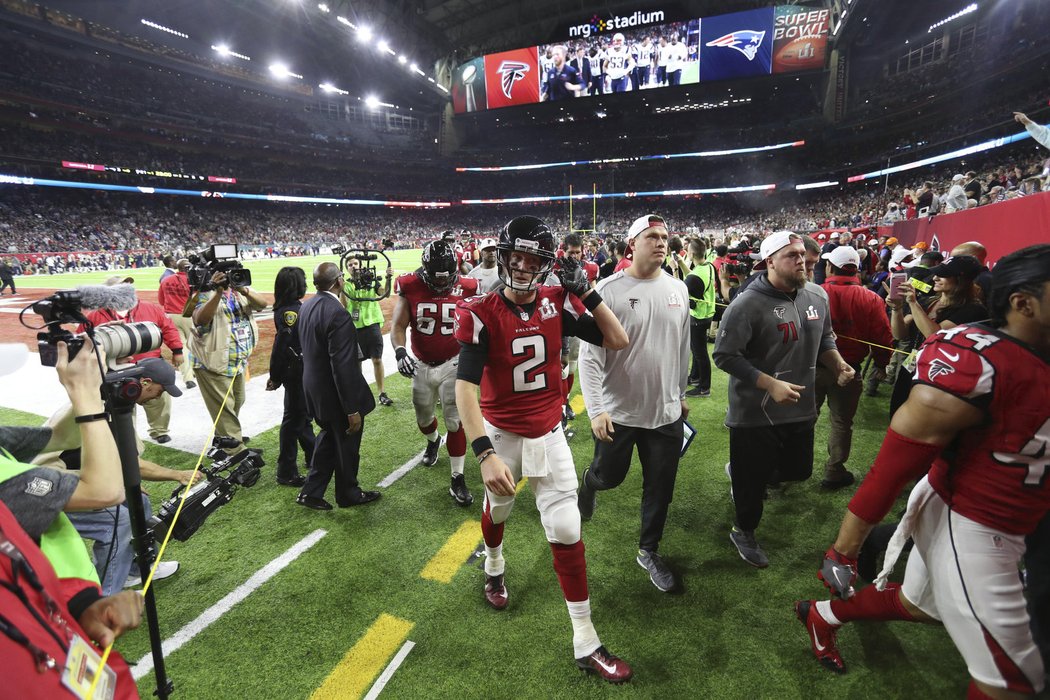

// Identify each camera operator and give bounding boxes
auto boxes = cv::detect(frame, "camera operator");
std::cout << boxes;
[190,269,268,453]
[343,257,394,407]
[33,358,201,593]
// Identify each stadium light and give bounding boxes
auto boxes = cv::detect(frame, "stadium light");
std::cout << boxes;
[317,3,330,12]
[212,44,251,61]
[397,55,407,65]
[364,95,380,109]
[141,19,188,39]
[269,62,303,80]
[357,25,373,42]
[336,16,354,28]
[437,84,449,93]
[378,40,396,56]
[929,3,978,32]
[319,82,348,95]
[795,180,839,190]
[411,64,426,77]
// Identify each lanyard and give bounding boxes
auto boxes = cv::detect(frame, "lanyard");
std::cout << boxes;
[0,530,74,670]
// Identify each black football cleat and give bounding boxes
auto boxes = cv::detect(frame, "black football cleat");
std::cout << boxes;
[576,645,633,684]
[449,474,473,507]
[422,437,441,467]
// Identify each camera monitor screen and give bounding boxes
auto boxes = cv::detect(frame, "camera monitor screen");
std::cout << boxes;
[212,244,238,260]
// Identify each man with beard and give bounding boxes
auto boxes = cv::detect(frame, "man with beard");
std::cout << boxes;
[714,231,854,568]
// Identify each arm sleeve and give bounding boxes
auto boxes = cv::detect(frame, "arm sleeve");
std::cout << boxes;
[563,310,605,347]
[867,294,894,367]
[454,299,488,384]
[0,467,79,540]
[712,303,761,386]
[456,341,488,384]
[158,311,183,353]
[269,326,290,386]
[577,333,607,416]
[679,305,691,395]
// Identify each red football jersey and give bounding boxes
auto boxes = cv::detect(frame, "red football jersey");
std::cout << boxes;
[582,260,599,283]
[455,286,582,438]
[915,324,1050,535]
[396,273,479,364]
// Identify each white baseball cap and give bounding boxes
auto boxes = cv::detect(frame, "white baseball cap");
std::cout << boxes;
[816,233,827,240]
[829,232,840,239]
[626,214,667,241]
[867,238,878,246]
[821,245,860,269]
[478,237,497,250]
[758,230,797,260]
[952,174,965,182]
[891,246,916,265]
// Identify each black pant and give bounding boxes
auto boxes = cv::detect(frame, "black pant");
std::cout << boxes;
[0,276,14,294]
[277,376,316,479]
[1026,513,1050,669]
[302,416,364,505]
[586,417,683,552]
[688,317,713,391]
[728,422,814,532]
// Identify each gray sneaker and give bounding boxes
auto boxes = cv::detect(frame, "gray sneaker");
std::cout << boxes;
[730,527,769,568]
[578,467,597,520]
[636,549,677,592]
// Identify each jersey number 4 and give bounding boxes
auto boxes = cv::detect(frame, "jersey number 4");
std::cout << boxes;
[993,417,1050,488]
[416,303,456,336]
[511,335,547,393]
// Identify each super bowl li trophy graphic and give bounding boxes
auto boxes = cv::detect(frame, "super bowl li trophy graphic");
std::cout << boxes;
[462,64,477,112]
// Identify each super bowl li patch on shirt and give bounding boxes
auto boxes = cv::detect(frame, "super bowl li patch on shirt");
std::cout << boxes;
[25,476,54,497]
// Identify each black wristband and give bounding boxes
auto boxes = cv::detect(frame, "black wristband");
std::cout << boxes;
[74,412,109,424]
[395,346,408,360]
[582,291,603,312]
[472,436,494,457]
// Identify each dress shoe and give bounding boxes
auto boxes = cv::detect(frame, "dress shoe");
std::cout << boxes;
[277,474,307,487]
[185,381,197,389]
[337,490,382,507]
[296,494,333,511]
[154,434,172,444]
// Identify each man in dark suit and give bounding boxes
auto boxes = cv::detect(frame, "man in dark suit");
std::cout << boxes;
[571,46,592,96]
[296,262,381,510]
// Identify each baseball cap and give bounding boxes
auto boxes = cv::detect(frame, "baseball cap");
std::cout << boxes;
[816,233,827,240]
[829,232,840,239]
[867,238,878,246]
[137,358,183,397]
[890,246,915,266]
[821,245,860,269]
[929,255,983,280]
[952,174,965,182]
[478,237,497,250]
[913,241,928,251]
[104,275,134,286]
[626,214,666,241]
[885,237,898,247]
[758,230,797,260]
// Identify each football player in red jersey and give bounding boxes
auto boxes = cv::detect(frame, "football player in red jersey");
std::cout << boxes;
[454,215,633,683]
[797,244,1050,699]
[392,240,479,506]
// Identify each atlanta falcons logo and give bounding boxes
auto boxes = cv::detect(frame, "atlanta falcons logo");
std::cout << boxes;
[497,60,530,99]
[927,358,956,380]
[705,30,766,61]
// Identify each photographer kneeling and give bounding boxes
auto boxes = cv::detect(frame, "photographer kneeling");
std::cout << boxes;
[190,269,268,453]
[31,357,201,593]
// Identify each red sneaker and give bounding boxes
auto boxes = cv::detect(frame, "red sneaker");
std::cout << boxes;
[576,645,633,683]
[795,600,847,674]
[484,574,508,610]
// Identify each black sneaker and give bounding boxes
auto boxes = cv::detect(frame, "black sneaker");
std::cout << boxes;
[684,386,710,397]
[578,467,597,520]
[378,392,394,406]
[185,381,197,389]
[637,549,677,592]
[449,474,473,506]
[422,437,441,466]
[154,434,172,444]
[730,527,769,568]
[564,404,576,421]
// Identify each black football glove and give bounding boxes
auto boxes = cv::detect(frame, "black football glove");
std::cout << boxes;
[818,546,857,600]
[555,257,589,298]
[395,347,416,378]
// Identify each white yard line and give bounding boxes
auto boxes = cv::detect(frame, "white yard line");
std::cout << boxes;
[363,640,416,700]
[378,444,431,488]
[131,528,328,680]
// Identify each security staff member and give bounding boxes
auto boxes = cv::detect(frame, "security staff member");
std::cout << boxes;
[685,239,716,397]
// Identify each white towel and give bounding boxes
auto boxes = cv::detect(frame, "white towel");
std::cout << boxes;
[874,476,937,591]
[520,435,549,478]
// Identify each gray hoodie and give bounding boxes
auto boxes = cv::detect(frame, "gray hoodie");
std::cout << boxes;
[713,273,837,428]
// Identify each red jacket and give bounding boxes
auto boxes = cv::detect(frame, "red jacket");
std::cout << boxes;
[0,501,139,699]
[157,271,191,314]
[821,275,892,367]
[81,301,184,361]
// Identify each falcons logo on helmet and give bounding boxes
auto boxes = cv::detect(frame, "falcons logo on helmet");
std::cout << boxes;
[497,60,530,99]
[705,30,766,61]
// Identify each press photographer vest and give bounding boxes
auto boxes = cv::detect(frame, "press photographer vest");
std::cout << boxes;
[0,453,100,584]
[190,290,259,374]
[687,262,716,320]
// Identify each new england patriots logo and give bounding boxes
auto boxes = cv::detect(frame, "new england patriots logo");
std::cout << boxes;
[706,30,766,61]
[497,61,530,99]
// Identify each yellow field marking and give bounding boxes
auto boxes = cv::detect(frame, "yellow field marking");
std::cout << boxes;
[516,477,528,494]
[420,519,482,583]
[310,613,414,700]
[570,394,586,415]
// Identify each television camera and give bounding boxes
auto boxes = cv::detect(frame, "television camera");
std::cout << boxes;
[147,437,265,542]
[187,243,252,292]
[339,247,393,302]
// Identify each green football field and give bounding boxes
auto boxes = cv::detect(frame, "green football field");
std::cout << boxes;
[10,252,428,293]
[1,262,973,698]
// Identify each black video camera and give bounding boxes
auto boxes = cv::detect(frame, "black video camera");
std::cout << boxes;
[146,437,264,542]
[339,248,393,302]
[187,244,252,292]
[723,241,759,278]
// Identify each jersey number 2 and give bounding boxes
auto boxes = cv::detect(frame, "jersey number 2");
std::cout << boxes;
[511,335,547,393]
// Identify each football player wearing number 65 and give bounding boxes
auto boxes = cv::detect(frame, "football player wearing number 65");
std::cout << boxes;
[391,240,479,507]
[454,216,633,683]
